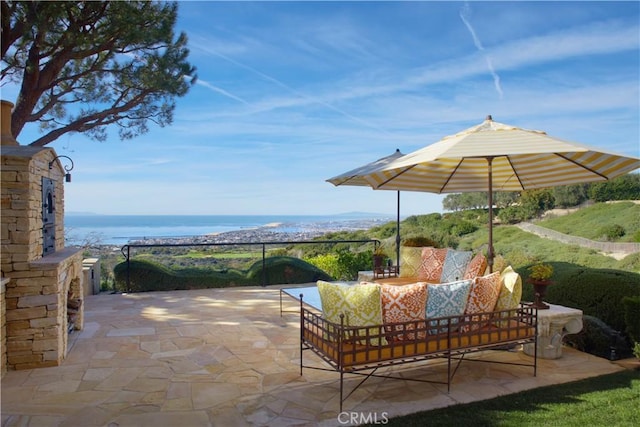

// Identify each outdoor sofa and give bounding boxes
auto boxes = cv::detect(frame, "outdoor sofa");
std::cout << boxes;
[293,259,538,411]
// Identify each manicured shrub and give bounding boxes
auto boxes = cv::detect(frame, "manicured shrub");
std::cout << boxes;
[114,256,332,292]
[565,315,633,360]
[521,262,640,335]
[402,236,439,247]
[245,256,332,285]
[622,296,640,343]
[113,259,250,292]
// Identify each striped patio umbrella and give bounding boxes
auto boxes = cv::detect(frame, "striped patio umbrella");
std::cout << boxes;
[327,149,404,266]
[363,116,640,271]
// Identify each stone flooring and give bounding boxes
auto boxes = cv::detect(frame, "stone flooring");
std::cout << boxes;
[0,286,626,427]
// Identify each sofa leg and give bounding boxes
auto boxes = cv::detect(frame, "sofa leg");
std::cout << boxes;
[340,370,344,412]
[447,353,452,393]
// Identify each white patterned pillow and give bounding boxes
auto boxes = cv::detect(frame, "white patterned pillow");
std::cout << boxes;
[495,266,522,311]
[426,279,473,334]
[494,266,523,327]
[440,250,473,283]
[317,280,387,345]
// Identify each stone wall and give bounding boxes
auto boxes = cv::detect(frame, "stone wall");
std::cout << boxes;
[1,117,84,371]
[5,248,83,369]
[1,277,7,377]
[1,146,66,269]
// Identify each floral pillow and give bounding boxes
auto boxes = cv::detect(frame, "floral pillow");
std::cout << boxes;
[379,283,428,341]
[419,247,448,282]
[317,280,386,345]
[463,272,502,331]
[440,250,473,283]
[464,253,487,280]
[426,279,473,335]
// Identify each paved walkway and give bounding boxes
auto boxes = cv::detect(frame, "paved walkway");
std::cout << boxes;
[1,286,625,427]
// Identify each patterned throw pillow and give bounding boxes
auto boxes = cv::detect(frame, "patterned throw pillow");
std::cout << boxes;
[494,266,523,327]
[464,253,487,280]
[426,279,473,334]
[419,247,448,282]
[466,272,501,314]
[399,246,423,278]
[440,250,473,283]
[379,283,428,341]
[463,272,502,331]
[317,280,387,345]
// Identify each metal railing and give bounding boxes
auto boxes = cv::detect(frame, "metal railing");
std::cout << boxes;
[120,239,380,291]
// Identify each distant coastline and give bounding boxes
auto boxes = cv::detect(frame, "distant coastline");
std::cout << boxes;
[65,214,394,246]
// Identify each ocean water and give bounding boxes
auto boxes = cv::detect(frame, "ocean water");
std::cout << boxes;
[64,213,392,246]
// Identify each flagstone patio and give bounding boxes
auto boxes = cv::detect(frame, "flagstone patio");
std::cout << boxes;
[0,286,625,427]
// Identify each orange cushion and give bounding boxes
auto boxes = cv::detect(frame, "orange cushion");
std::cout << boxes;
[463,272,502,332]
[379,283,428,341]
[419,247,447,282]
[464,253,487,280]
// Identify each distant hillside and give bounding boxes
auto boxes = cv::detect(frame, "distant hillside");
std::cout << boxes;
[356,202,640,273]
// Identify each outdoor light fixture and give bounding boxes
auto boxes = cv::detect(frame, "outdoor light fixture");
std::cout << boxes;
[49,155,74,182]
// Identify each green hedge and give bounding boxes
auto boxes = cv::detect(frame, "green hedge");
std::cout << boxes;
[114,256,332,292]
[564,315,633,360]
[519,262,639,334]
[245,256,332,285]
[622,296,640,343]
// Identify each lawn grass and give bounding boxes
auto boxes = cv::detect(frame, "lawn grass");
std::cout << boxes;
[458,225,639,272]
[539,202,640,242]
[370,369,639,427]
[176,250,261,259]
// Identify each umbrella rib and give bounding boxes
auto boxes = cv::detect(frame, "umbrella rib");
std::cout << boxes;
[439,158,465,193]
[555,153,609,180]
[506,156,526,189]
[376,165,417,188]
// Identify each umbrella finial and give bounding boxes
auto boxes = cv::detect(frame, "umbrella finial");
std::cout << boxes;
[486,115,493,121]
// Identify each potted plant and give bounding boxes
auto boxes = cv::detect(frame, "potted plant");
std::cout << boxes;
[527,262,554,309]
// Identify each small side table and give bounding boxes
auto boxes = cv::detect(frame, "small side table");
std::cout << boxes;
[523,303,583,359]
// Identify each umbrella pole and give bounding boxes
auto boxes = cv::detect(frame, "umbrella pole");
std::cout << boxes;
[396,191,401,267]
[487,157,495,273]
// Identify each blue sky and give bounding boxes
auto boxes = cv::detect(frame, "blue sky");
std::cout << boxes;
[9,1,640,216]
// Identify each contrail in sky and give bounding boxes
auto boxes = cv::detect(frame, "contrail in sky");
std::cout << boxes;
[204,47,393,135]
[460,3,504,98]
[196,79,251,105]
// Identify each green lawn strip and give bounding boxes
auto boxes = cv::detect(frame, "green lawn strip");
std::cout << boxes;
[371,370,639,427]
[458,225,638,271]
[175,251,261,259]
[539,202,640,242]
